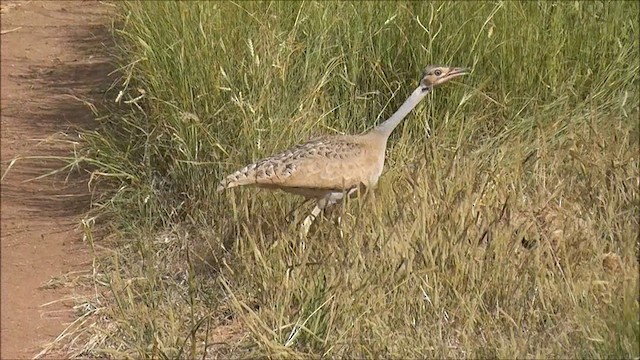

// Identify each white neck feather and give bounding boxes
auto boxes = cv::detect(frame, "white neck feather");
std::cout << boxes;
[371,86,429,139]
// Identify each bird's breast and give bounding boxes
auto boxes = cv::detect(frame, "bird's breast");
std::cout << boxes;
[362,145,386,188]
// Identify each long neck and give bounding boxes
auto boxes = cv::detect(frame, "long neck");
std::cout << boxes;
[371,86,429,139]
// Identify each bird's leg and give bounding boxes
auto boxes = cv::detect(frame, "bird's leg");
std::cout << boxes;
[300,204,322,237]
[368,189,381,223]
[368,188,376,203]
[300,197,328,237]
[325,200,344,239]
[285,197,312,223]
[300,192,348,237]
[336,212,344,239]
[367,188,377,214]
[335,188,358,238]
[328,188,356,220]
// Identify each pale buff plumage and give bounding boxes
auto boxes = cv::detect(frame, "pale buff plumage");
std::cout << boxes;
[218,65,469,235]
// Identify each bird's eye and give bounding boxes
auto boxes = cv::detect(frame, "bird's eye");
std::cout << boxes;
[434,69,442,76]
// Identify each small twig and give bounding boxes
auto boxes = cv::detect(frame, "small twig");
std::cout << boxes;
[1,27,22,35]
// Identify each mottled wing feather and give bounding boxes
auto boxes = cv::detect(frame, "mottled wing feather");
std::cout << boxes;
[217,136,369,192]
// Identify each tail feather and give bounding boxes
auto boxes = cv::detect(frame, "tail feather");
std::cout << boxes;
[216,163,259,192]
[218,152,298,192]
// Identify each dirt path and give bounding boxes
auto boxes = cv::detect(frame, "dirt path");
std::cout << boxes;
[1,1,114,358]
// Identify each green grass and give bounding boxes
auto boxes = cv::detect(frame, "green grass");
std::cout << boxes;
[54,1,638,358]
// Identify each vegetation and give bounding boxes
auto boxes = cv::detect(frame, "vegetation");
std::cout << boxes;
[55,1,639,358]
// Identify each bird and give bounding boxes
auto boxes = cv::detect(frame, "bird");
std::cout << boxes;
[217,65,469,236]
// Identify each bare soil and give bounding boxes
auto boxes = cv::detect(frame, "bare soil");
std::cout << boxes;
[1,1,114,358]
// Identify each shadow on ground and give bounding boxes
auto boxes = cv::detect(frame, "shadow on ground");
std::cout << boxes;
[2,22,118,219]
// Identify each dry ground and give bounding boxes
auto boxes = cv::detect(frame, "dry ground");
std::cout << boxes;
[1,1,113,358]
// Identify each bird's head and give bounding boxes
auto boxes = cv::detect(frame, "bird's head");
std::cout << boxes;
[419,65,469,92]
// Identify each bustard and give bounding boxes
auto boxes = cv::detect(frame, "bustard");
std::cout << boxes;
[217,65,468,236]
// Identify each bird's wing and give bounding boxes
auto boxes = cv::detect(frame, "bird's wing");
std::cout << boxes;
[217,136,371,192]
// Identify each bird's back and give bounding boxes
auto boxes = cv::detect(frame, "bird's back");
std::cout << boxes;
[217,133,387,197]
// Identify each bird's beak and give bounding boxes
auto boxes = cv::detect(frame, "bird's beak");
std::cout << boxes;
[446,67,469,80]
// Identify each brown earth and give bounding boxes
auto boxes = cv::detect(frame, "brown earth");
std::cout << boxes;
[1,1,114,358]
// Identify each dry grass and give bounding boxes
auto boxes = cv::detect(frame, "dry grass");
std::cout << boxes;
[43,1,639,358]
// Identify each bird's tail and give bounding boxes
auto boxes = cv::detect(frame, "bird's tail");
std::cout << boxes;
[216,164,259,192]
